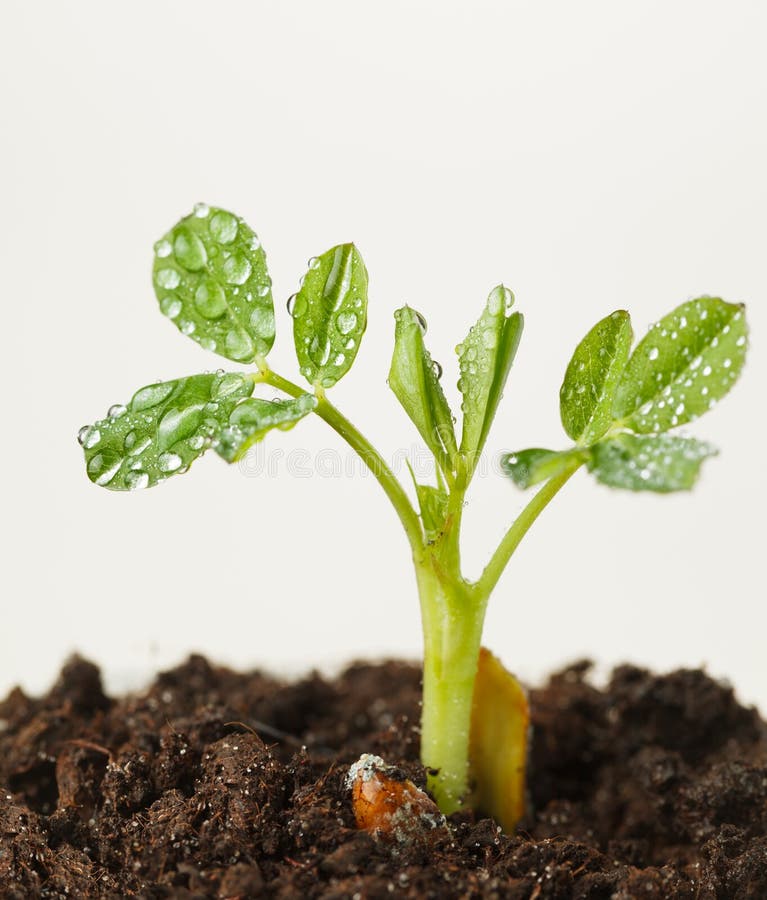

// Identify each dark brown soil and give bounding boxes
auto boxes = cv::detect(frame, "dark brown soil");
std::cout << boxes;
[1,655,766,898]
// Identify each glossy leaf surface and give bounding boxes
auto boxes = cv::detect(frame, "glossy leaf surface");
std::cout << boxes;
[501,447,588,490]
[80,373,254,490]
[560,310,632,444]
[215,394,317,463]
[589,433,717,492]
[292,244,368,388]
[457,286,523,465]
[152,205,275,363]
[613,297,747,434]
[388,306,458,470]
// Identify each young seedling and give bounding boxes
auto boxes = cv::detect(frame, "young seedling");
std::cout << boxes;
[79,204,748,827]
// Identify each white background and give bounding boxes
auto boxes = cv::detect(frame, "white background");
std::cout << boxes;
[2,2,765,709]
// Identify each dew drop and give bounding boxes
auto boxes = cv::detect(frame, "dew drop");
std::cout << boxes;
[194,280,227,318]
[213,373,247,399]
[333,352,346,366]
[160,297,182,319]
[156,268,181,289]
[180,320,196,335]
[307,256,320,270]
[309,335,331,367]
[107,404,127,419]
[78,426,100,448]
[723,358,732,368]
[431,360,443,380]
[193,202,210,218]
[415,311,428,334]
[336,311,358,335]
[209,211,239,244]
[154,239,172,258]
[132,381,175,411]
[287,293,308,318]
[250,306,275,337]
[158,406,203,451]
[173,228,208,271]
[87,453,120,486]
[158,452,183,473]
[225,329,255,361]
[702,365,712,376]
[125,470,149,491]
[487,288,504,316]
[223,253,252,285]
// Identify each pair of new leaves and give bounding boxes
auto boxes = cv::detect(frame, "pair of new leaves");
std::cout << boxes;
[81,204,747,500]
[505,297,747,493]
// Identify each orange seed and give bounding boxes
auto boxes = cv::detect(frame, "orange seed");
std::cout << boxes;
[346,754,446,842]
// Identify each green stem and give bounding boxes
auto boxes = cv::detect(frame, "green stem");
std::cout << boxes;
[257,367,424,553]
[416,557,485,814]
[476,461,583,599]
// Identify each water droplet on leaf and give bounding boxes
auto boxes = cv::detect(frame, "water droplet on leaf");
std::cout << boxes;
[194,280,227,318]
[156,268,181,289]
[336,311,357,335]
[173,228,207,271]
[222,252,252,285]
[209,211,239,244]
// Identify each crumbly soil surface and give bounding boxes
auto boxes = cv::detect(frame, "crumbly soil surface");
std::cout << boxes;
[1,655,766,899]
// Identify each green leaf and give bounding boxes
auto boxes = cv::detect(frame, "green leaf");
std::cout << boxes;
[215,394,317,463]
[588,433,717,492]
[613,297,748,434]
[501,447,588,489]
[414,483,449,543]
[560,310,633,444]
[291,244,368,388]
[80,372,254,490]
[388,306,458,471]
[152,204,275,363]
[457,286,524,466]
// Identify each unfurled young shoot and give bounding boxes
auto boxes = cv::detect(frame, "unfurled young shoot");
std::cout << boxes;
[80,205,749,830]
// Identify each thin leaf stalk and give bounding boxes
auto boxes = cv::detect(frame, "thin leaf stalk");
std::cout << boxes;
[256,368,424,553]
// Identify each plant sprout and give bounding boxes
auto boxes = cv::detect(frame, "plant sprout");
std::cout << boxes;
[79,205,748,825]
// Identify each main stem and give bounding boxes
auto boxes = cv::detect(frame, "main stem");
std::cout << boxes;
[255,363,582,815]
[416,557,486,813]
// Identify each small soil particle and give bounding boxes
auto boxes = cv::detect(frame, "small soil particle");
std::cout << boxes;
[1,655,766,898]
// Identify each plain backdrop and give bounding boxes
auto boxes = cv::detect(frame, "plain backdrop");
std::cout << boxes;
[2,2,765,711]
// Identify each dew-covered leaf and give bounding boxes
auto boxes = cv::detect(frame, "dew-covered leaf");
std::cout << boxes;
[560,310,632,444]
[80,373,254,490]
[613,297,747,434]
[588,433,717,492]
[214,394,317,463]
[457,286,523,467]
[388,306,458,471]
[414,483,449,543]
[291,244,368,388]
[152,204,275,363]
[501,447,588,489]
